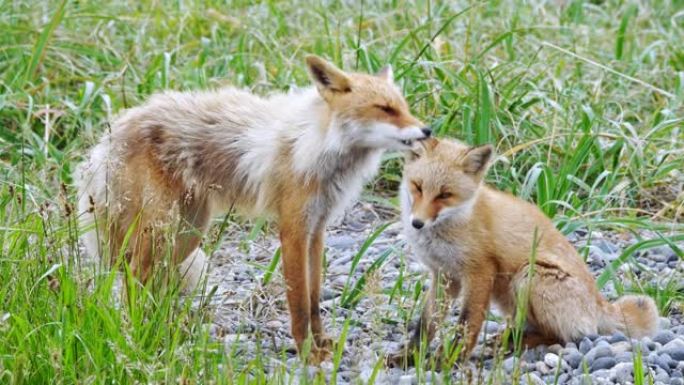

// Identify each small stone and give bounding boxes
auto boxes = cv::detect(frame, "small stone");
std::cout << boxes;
[653,330,676,345]
[591,357,616,371]
[398,374,415,385]
[483,320,500,334]
[641,336,656,351]
[265,319,283,329]
[611,341,631,355]
[661,338,684,360]
[615,351,633,363]
[524,373,545,385]
[611,362,634,383]
[570,374,592,385]
[563,349,584,369]
[591,369,611,380]
[658,316,671,329]
[548,344,563,354]
[535,361,550,375]
[585,345,613,365]
[544,353,561,368]
[647,351,659,365]
[521,349,539,362]
[671,379,684,385]
[503,356,518,374]
[655,367,670,383]
[656,353,673,370]
[579,337,593,354]
[587,333,600,341]
[608,332,628,343]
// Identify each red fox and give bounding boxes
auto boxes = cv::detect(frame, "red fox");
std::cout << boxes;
[388,138,658,365]
[75,55,430,362]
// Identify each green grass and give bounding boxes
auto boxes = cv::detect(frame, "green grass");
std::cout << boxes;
[1,0,684,384]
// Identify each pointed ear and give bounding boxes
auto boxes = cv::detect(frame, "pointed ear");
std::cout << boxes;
[376,65,393,83]
[305,55,351,94]
[463,144,494,175]
[405,138,438,162]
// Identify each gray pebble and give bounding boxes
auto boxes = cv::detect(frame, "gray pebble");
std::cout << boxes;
[591,356,616,371]
[544,353,561,368]
[570,374,592,385]
[661,338,684,360]
[648,351,659,365]
[655,353,673,370]
[608,331,627,343]
[590,368,611,380]
[641,336,657,351]
[398,374,415,385]
[579,337,593,354]
[655,367,670,383]
[653,330,676,345]
[535,361,550,375]
[563,349,584,369]
[659,317,672,330]
[524,373,545,385]
[611,341,631,355]
[615,351,633,363]
[672,379,684,385]
[483,320,500,334]
[585,345,613,365]
[611,362,633,384]
[503,356,517,374]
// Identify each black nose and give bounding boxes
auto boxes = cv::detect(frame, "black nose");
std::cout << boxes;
[421,127,432,137]
[411,219,424,229]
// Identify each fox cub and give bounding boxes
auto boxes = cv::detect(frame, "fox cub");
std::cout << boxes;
[75,55,430,362]
[390,138,658,364]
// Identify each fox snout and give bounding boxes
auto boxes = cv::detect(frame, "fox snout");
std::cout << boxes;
[411,218,425,229]
[420,127,432,138]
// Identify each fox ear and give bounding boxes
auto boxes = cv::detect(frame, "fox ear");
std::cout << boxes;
[406,138,438,161]
[305,55,352,95]
[376,65,393,83]
[463,144,494,175]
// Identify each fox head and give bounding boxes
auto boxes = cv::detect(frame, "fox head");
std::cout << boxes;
[305,55,430,150]
[401,138,494,229]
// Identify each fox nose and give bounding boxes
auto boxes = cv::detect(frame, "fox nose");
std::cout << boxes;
[421,127,432,137]
[411,219,425,229]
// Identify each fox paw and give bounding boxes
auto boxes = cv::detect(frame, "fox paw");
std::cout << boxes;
[385,347,414,369]
[314,334,334,351]
[307,345,332,364]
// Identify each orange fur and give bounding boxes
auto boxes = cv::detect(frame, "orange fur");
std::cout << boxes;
[76,55,429,362]
[389,138,658,366]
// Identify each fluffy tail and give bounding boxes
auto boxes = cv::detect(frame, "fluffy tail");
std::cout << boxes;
[610,295,659,339]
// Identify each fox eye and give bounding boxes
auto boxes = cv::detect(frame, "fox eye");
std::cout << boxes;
[375,104,398,116]
[436,192,453,200]
[412,182,422,194]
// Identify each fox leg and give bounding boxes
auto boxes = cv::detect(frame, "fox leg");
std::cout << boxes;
[174,195,210,289]
[308,221,332,350]
[450,265,494,359]
[411,272,461,349]
[279,200,328,361]
[387,272,460,368]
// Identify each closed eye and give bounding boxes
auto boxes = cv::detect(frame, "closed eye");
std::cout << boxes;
[375,104,398,116]
[412,182,422,194]
[436,192,453,200]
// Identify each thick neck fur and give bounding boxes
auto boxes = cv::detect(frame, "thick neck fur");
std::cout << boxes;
[217,86,383,216]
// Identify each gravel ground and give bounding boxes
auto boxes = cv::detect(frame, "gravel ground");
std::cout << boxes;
[203,203,683,384]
